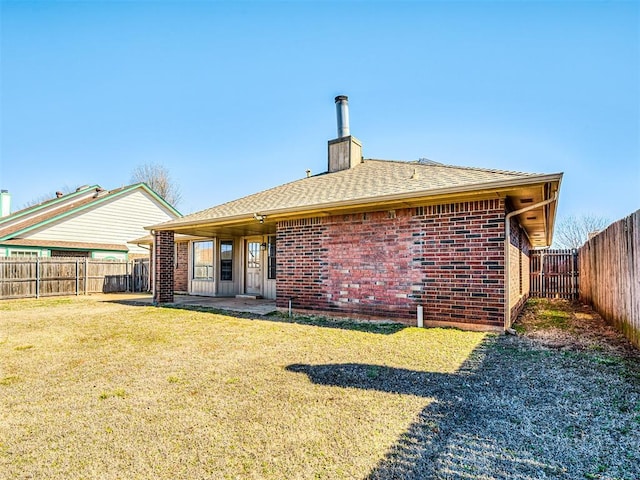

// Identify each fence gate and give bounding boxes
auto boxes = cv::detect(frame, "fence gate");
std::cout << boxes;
[131,258,150,293]
[530,249,579,299]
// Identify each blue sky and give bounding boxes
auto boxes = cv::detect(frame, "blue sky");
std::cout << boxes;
[1,0,638,224]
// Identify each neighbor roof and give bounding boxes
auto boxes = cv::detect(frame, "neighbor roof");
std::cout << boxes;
[152,159,561,230]
[0,183,180,241]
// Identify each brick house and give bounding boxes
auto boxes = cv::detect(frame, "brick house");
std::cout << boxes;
[149,96,562,331]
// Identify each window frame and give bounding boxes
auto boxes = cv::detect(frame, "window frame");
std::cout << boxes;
[192,240,214,281]
[267,236,277,280]
[9,250,39,258]
[219,240,233,282]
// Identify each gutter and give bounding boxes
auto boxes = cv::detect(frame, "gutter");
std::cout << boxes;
[149,173,563,232]
[504,191,558,329]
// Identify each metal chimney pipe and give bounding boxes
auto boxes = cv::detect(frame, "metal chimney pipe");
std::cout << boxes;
[335,95,350,138]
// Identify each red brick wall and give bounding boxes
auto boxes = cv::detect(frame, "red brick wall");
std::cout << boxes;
[276,199,507,328]
[174,241,189,293]
[508,217,531,324]
[154,230,174,303]
[277,217,329,310]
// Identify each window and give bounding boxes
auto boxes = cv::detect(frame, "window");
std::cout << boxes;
[193,241,214,280]
[267,236,277,279]
[220,240,233,281]
[10,250,39,258]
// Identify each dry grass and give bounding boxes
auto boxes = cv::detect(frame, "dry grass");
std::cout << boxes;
[516,298,640,358]
[1,296,639,479]
[0,296,484,479]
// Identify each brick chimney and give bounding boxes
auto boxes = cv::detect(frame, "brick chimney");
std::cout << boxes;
[328,95,362,173]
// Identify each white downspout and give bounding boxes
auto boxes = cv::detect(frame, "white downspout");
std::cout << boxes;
[504,192,558,329]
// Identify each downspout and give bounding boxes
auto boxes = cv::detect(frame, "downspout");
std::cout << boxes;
[504,191,558,329]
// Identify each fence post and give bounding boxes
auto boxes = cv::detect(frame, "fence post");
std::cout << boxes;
[539,250,545,297]
[84,257,88,295]
[126,260,130,293]
[75,259,79,295]
[35,257,40,299]
[571,249,577,300]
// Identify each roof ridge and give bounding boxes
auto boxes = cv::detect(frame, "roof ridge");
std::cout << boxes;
[431,162,540,177]
[0,184,101,224]
[363,158,539,177]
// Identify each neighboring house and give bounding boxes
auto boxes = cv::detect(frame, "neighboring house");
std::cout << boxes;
[0,184,180,260]
[149,96,562,331]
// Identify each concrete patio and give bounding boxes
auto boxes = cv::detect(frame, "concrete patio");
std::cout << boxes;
[99,293,278,316]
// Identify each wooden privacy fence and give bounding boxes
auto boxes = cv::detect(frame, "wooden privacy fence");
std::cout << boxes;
[579,210,639,348]
[530,249,579,299]
[0,257,150,299]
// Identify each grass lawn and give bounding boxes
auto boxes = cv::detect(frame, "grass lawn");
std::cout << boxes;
[1,296,639,479]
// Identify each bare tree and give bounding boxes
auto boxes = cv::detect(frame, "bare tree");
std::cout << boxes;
[130,163,182,208]
[20,185,74,209]
[553,214,610,249]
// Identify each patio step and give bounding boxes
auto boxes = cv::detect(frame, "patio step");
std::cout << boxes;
[235,294,262,300]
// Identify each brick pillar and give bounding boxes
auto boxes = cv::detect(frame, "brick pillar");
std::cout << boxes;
[154,230,174,303]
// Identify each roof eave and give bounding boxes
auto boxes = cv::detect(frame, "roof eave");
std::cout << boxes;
[545,174,563,246]
[149,173,563,232]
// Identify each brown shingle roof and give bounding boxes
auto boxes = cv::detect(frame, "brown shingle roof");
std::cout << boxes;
[0,184,173,240]
[0,194,101,239]
[153,159,551,229]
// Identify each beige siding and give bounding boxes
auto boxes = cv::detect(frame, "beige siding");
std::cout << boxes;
[264,278,276,300]
[185,236,275,298]
[22,190,177,255]
[190,279,216,296]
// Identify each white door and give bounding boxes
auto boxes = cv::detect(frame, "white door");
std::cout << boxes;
[245,240,262,295]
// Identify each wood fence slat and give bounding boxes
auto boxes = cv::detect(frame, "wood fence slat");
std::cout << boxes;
[0,257,151,299]
[579,210,639,348]
[530,249,579,299]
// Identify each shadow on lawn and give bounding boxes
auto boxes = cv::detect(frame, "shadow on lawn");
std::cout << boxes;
[266,312,407,335]
[286,335,624,480]
[109,298,407,335]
